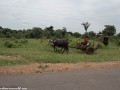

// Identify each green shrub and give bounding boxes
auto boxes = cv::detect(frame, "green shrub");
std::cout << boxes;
[20,39,28,43]
[116,39,120,45]
[4,41,14,48]
[14,39,19,43]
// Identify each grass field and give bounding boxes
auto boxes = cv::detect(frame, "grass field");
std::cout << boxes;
[0,38,120,66]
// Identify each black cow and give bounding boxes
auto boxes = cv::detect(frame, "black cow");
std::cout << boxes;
[52,39,69,54]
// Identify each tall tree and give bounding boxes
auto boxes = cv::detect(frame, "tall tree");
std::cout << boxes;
[102,25,116,36]
[81,22,90,32]
[44,26,54,38]
[88,31,96,38]
[54,29,63,38]
[31,27,44,39]
[61,27,67,38]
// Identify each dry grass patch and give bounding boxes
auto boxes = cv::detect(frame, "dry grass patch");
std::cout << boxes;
[0,61,120,75]
[0,55,25,60]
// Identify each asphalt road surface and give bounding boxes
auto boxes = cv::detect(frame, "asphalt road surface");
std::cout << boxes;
[0,67,120,90]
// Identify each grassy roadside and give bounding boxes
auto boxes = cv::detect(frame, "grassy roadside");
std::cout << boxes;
[0,60,28,66]
[0,38,120,66]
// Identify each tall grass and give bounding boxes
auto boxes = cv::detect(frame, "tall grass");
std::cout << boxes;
[0,38,120,66]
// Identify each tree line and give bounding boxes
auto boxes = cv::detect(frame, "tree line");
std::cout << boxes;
[0,24,119,39]
[0,26,82,39]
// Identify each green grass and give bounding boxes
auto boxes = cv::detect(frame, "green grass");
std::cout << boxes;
[0,38,120,66]
[0,60,27,66]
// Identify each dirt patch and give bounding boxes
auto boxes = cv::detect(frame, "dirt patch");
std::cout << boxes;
[0,61,120,75]
[0,55,24,60]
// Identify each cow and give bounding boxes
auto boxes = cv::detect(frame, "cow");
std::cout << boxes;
[48,39,69,54]
[47,39,56,45]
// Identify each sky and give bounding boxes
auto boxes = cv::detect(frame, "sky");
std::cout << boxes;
[0,0,120,34]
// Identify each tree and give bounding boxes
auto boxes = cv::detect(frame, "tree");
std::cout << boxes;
[54,29,63,38]
[73,32,81,38]
[116,33,120,37]
[67,31,73,36]
[44,26,54,38]
[24,29,32,38]
[88,31,96,38]
[0,26,3,29]
[2,28,12,38]
[0,26,3,37]
[81,22,90,32]
[102,25,116,36]
[31,27,44,39]
[62,27,67,37]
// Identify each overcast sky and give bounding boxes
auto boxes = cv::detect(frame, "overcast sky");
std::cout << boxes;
[0,0,120,34]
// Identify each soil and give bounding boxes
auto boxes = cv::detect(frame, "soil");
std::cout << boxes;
[0,61,120,75]
[0,55,24,60]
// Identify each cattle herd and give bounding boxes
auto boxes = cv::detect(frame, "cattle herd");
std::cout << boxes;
[48,35,109,54]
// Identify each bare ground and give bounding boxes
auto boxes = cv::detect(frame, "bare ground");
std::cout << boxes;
[0,61,120,75]
[0,55,25,60]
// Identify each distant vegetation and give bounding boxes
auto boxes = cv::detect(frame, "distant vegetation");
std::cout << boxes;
[0,25,119,40]
[0,25,120,66]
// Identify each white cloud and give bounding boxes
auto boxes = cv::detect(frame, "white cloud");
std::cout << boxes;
[0,0,120,33]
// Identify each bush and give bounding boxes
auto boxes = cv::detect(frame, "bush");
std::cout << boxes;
[3,39,28,48]
[20,39,28,43]
[116,39,120,45]
[4,41,14,48]
[109,36,120,45]
[118,41,120,45]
